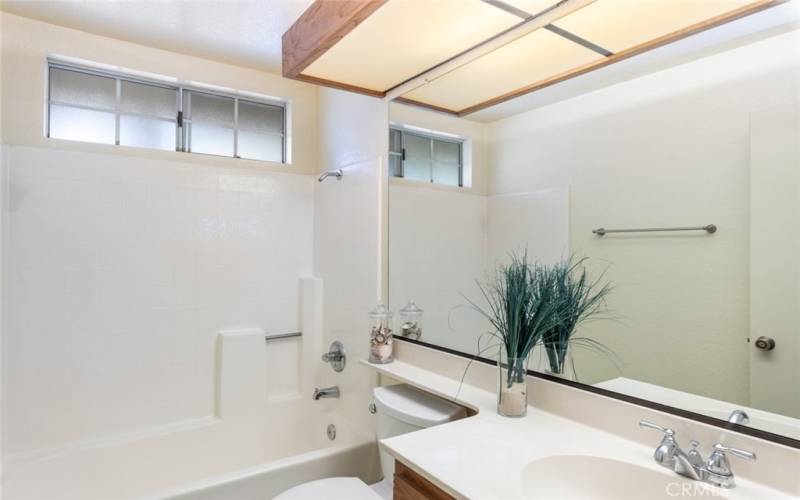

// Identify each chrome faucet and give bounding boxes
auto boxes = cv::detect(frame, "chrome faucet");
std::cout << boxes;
[727,410,750,425]
[640,420,756,488]
[313,386,340,400]
[640,421,703,480]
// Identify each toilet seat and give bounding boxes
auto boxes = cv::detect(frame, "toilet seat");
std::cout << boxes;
[274,477,382,500]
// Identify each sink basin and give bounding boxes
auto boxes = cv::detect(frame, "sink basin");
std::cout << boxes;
[520,455,726,499]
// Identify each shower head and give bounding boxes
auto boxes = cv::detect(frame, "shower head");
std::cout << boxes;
[318,169,343,182]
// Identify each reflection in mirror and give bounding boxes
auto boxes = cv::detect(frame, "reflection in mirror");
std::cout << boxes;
[388,14,800,442]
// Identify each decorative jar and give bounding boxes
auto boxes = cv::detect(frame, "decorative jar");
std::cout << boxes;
[398,300,423,340]
[368,304,394,364]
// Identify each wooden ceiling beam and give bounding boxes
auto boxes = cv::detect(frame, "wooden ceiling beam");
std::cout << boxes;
[282,0,389,79]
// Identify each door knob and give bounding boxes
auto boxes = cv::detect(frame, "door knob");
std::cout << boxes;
[754,336,776,351]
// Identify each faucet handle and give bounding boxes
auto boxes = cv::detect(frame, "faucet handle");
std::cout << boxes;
[711,443,756,462]
[704,443,755,488]
[639,420,675,436]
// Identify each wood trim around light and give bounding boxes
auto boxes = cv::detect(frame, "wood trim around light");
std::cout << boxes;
[282,0,389,79]
[456,0,786,116]
[294,74,386,98]
[393,97,460,116]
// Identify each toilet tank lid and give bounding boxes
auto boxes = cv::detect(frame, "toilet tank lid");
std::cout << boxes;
[372,384,466,428]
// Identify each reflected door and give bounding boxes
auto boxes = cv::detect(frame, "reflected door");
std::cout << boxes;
[749,102,800,418]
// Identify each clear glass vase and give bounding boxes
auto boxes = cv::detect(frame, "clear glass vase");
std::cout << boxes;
[544,344,574,380]
[497,356,528,418]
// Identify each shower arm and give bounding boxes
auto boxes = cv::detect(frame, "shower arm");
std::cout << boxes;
[318,169,343,182]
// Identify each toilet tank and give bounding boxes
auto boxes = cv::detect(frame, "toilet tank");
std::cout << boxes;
[372,384,466,481]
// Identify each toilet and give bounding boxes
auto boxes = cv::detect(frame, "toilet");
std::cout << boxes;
[275,384,466,500]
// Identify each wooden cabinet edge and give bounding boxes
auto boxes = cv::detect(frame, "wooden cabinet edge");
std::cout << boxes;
[393,460,455,500]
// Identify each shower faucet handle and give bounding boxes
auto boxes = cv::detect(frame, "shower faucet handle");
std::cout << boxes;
[321,341,346,372]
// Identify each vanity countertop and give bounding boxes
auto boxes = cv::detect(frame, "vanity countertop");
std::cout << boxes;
[362,358,795,500]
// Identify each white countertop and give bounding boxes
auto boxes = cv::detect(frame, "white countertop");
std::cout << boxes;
[363,359,794,500]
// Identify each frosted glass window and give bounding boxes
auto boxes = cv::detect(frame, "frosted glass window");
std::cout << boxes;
[389,155,402,177]
[187,92,234,126]
[49,68,116,110]
[403,158,432,182]
[189,123,234,157]
[49,104,116,144]
[389,128,403,177]
[239,130,283,162]
[47,62,287,164]
[404,133,431,160]
[432,162,460,186]
[239,100,283,134]
[120,115,175,151]
[433,140,460,164]
[120,81,176,119]
[389,129,402,154]
[389,127,463,187]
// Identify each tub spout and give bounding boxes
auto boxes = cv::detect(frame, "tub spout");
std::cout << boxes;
[313,386,340,400]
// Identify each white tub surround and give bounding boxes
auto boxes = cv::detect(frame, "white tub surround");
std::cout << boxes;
[3,269,377,499]
[364,341,800,499]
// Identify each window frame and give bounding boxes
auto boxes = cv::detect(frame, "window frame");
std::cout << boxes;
[46,61,287,163]
[389,126,464,187]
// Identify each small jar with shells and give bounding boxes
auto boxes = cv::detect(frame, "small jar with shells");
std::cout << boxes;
[368,304,394,364]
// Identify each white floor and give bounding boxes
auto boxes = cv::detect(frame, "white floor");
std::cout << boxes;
[370,479,393,500]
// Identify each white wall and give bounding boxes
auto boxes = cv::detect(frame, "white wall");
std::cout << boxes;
[315,88,388,444]
[487,29,800,405]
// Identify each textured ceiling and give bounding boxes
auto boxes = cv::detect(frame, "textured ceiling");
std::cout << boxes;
[0,0,314,74]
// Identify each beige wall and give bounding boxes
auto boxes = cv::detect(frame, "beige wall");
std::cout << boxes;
[0,13,319,175]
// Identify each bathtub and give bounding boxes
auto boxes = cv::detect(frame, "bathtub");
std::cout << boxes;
[4,293,380,500]
[4,408,379,500]
[154,413,381,500]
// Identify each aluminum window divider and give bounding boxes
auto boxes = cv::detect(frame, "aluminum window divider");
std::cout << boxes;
[46,65,52,138]
[185,91,192,153]
[114,78,121,146]
[458,140,464,187]
[233,97,239,158]
[176,87,183,152]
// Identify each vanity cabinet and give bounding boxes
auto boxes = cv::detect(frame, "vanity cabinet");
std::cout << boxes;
[393,460,454,500]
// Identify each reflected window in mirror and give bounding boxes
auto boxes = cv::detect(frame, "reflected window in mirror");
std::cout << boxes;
[388,126,464,187]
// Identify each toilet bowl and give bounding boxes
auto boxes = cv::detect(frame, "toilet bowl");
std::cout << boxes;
[275,384,466,500]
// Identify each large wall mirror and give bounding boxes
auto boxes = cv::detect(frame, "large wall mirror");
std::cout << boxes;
[387,5,800,446]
